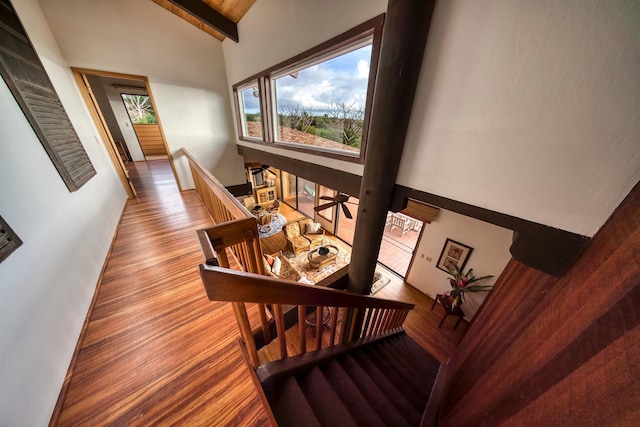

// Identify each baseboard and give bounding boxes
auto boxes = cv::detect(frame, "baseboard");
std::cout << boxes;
[48,204,125,426]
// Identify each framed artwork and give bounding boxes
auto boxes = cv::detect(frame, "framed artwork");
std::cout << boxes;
[436,238,473,273]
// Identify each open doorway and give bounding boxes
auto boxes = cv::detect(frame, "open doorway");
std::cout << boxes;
[71,68,178,197]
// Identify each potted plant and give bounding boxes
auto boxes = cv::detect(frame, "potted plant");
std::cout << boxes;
[444,265,494,308]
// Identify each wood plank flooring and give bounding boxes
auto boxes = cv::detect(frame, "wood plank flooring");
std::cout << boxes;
[54,159,465,426]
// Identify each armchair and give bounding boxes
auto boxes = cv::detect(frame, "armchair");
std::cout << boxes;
[268,199,281,216]
[282,220,310,254]
[298,218,325,248]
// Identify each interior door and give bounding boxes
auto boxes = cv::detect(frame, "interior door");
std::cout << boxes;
[74,72,136,197]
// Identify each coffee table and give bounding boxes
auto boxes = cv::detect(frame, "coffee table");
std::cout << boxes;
[308,245,339,269]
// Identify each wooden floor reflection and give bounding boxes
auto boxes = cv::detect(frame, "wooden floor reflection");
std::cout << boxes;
[55,159,465,426]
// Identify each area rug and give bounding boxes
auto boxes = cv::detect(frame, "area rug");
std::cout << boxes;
[259,214,286,238]
[370,272,390,295]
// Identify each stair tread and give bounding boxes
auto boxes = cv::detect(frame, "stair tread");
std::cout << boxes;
[322,360,386,427]
[298,367,358,427]
[351,351,422,425]
[269,377,321,427]
[384,334,440,378]
[341,354,413,427]
[363,345,429,411]
[263,333,442,427]
[374,338,437,390]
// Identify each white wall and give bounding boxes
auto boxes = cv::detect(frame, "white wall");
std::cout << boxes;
[399,0,640,237]
[224,0,640,238]
[38,0,246,187]
[222,0,386,176]
[407,210,513,320]
[0,1,127,425]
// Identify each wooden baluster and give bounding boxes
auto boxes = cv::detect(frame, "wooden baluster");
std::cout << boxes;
[214,245,230,268]
[362,307,373,339]
[368,308,381,338]
[328,306,339,347]
[382,309,394,332]
[231,302,259,368]
[315,306,323,351]
[298,305,306,355]
[338,307,349,343]
[376,309,391,334]
[347,308,360,342]
[273,304,287,359]
[391,309,402,329]
[257,303,271,344]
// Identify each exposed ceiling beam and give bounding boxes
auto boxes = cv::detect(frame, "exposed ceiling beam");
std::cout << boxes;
[167,0,239,42]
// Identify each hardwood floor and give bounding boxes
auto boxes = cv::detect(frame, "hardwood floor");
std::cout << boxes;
[54,159,465,425]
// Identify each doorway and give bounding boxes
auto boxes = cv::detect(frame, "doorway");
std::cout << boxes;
[71,68,178,197]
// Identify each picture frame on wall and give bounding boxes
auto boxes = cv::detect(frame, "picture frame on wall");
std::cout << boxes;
[437,238,473,273]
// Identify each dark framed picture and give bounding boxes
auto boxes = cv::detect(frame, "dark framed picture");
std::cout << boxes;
[437,238,473,273]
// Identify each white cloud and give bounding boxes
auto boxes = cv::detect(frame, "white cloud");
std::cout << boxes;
[275,61,368,113]
[356,59,369,79]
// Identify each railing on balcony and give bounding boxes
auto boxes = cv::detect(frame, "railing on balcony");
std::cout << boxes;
[183,148,261,273]
[198,221,415,369]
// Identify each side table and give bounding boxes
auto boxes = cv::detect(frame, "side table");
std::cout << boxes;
[431,294,465,330]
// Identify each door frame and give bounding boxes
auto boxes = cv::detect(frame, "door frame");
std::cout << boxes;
[71,68,181,195]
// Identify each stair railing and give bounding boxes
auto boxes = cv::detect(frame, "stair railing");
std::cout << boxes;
[199,263,415,368]
[183,148,261,272]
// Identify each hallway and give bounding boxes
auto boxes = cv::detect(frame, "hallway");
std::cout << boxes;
[54,160,268,425]
[53,159,465,425]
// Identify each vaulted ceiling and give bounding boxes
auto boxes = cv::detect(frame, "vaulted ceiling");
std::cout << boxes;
[151,0,257,42]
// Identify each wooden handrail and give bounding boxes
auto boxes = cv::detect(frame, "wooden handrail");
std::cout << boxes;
[200,264,414,311]
[182,148,253,222]
[199,263,414,367]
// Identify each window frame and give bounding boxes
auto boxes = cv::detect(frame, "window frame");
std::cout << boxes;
[233,79,265,141]
[232,14,384,164]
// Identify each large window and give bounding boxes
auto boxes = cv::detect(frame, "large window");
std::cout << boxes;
[272,41,372,156]
[232,15,383,163]
[235,81,262,139]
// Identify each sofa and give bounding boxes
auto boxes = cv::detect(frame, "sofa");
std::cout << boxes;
[282,218,325,254]
[262,252,303,281]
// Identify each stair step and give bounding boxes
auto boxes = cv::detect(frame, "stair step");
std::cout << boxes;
[351,351,422,425]
[298,367,358,427]
[373,338,436,393]
[322,360,386,427]
[269,377,321,427]
[383,334,440,379]
[340,354,412,427]
[363,345,429,411]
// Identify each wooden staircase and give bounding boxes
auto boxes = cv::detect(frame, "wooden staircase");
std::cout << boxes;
[186,156,441,425]
[197,220,441,426]
[260,331,440,426]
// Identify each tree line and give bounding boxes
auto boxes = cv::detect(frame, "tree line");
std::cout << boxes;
[246,101,364,148]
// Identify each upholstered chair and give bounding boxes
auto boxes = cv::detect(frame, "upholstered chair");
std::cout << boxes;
[283,221,310,254]
[299,218,325,248]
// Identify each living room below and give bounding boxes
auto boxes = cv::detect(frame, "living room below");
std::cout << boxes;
[243,165,424,282]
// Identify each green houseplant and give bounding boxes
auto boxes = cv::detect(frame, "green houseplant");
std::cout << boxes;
[445,265,494,308]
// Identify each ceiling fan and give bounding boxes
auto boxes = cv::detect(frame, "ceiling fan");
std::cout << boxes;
[250,164,275,175]
[314,193,356,219]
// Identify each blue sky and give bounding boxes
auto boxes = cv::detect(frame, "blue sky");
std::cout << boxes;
[241,44,372,115]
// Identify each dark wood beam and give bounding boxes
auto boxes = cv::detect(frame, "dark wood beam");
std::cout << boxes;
[238,146,362,197]
[348,0,437,295]
[240,142,591,276]
[167,0,239,42]
[391,185,591,276]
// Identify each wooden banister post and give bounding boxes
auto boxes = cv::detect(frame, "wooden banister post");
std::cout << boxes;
[347,0,436,295]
